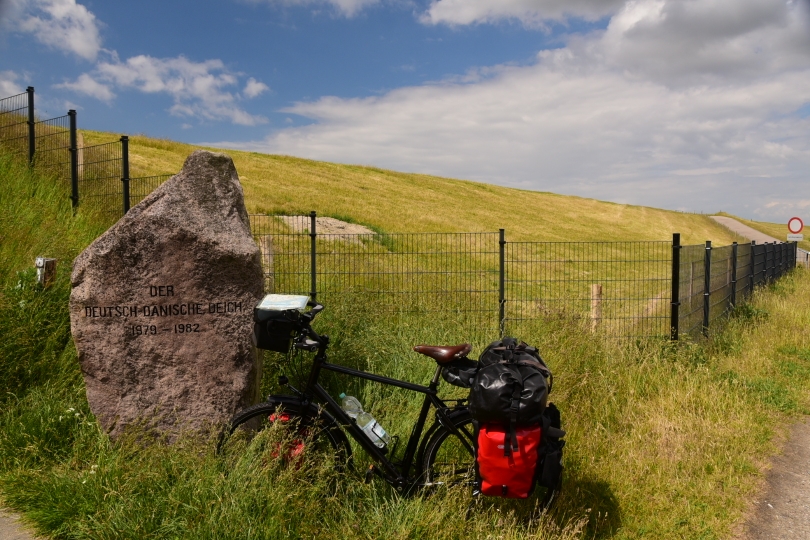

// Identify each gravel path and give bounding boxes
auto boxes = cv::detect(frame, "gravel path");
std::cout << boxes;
[737,418,810,539]
[710,216,809,267]
[0,508,39,540]
[710,216,782,244]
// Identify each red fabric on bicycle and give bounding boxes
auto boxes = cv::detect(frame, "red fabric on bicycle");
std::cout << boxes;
[477,424,541,498]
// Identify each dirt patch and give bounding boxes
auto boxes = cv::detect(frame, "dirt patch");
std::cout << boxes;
[0,508,40,540]
[735,417,810,539]
[279,216,375,240]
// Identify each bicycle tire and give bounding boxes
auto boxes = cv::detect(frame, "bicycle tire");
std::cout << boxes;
[420,411,476,489]
[218,400,352,471]
[421,411,562,511]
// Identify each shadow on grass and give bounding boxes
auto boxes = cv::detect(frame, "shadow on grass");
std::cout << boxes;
[561,477,622,538]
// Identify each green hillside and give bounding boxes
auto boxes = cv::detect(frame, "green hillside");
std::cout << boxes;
[82,130,747,245]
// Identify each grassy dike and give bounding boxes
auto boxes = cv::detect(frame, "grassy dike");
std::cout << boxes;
[80,129,745,244]
[1,148,810,539]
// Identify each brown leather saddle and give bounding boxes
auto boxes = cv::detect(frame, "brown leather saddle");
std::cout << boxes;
[412,343,471,364]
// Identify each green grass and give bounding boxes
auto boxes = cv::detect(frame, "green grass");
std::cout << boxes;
[2,146,810,539]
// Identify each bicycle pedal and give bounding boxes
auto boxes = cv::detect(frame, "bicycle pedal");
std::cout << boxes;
[364,465,376,484]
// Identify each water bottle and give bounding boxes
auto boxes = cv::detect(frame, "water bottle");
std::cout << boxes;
[339,393,391,448]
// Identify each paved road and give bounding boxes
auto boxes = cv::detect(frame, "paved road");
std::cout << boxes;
[738,418,810,539]
[0,509,39,540]
[710,216,809,266]
[710,216,782,244]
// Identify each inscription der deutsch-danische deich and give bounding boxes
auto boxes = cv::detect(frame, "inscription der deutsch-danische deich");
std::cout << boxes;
[79,285,245,336]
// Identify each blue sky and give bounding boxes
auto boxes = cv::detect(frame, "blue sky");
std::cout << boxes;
[1,0,809,225]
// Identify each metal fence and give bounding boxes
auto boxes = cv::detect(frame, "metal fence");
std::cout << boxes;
[0,89,31,159]
[0,88,176,222]
[32,114,71,179]
[2,88,801,341]
[674,236,795,338]
[78,138,125,217]
[250,215,796,340]
[250,214,502,339]
[130,174,174,207]
[505,240,672,338]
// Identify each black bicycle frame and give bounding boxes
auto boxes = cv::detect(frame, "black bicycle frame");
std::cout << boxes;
[300,341,470,489]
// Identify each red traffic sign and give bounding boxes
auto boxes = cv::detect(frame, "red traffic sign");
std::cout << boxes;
[788,217,804,234]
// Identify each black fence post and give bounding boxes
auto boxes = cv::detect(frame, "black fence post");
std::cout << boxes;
[670,233,681,341]
[121,135,130,213]
[310,211,317,301]
[26,86,35,165]
[499,228,506,338]
[703,240,711,337]
[68,109,79,211]
[68,110,78,210]
[730,242,738,308]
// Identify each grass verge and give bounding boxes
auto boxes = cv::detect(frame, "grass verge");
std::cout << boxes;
[2,148,810,539]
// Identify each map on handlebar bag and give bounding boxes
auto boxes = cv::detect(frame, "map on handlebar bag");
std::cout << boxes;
[256,294,310,312]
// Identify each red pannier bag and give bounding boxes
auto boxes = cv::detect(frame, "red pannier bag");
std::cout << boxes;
[477,423,542,498]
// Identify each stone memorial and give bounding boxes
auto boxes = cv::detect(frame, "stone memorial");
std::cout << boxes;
[70,150,263,439]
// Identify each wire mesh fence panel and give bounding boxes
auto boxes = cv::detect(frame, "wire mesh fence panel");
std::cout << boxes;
[129,174,174,207]
[250,215,313,295]
[708,245,734,326]
[735,243,753,300]
[752,244,767,288]
[78,140,123,221]
[0,92,29,157]
[316,231,499,325]
[32,115,71,180]
[678,244,706,337]
[250,215,500,341]
[505,241,671,339]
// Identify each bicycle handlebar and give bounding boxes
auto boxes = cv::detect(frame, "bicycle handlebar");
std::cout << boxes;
[292,301,327,352]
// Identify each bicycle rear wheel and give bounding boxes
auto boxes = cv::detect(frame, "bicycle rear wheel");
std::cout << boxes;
[421,411,562,511]
[421,411,476,489]
[218,400,352,471]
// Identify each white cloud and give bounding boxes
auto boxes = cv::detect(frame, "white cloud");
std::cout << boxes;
[244,78,269,98]
[62,55,268,126]
[0,71,23,96]
[6,0,102,61]
[247,0,380,17]
[421,0,625,26]
[56,73,114,101]
[216,0,810,222]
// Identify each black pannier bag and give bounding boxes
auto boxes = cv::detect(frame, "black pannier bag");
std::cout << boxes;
[468,337,562,498]
[468,337,551,446]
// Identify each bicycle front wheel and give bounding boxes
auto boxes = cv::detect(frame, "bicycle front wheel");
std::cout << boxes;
[218,400,352,471]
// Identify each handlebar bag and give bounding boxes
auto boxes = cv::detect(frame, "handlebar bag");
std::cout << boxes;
[253,307,303,352]
[476,423,542,498]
